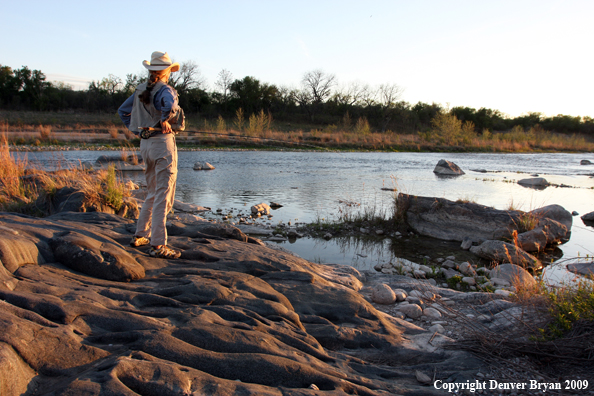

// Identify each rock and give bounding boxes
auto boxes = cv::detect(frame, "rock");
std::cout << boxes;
[419,265,433,275]
[458,262,476,276]
[470,240,541,270]
[49,230,145,282]
[581,159,592,165]
[269,202,283,208]
[193,161,215,170]
[516,218,569,252]
[490,264,537,290]
[428,324,445,334]
[0,232,45,274]
[442,260,456,269]
[415,370,432,384]
[494,289,513,297]
[518,177,549,188]
[572,211,579,216]
[393,288,408,302]
[433,159,465,175]
[460,237,473,250]
[530,204,572,231]
[397,193,520,242]
[251,203,271,216]
[581,211,594,222]
[0,211,484,395]
[173,200,210,213]
[566,262,594,277]
[440,268,462,280]
[491,277,511,287]
[461,277,476,286]
[423,307,442,319]
[371,283,396,304]
[397,303,423,319]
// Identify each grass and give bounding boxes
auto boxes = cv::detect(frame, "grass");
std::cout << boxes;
[2,110,594,152]
[0,135,131,215]
[540,278,594,339]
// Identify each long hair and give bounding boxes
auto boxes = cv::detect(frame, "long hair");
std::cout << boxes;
[139,70,169,105]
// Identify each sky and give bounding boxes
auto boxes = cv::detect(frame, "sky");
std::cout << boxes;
[2,0,593,118]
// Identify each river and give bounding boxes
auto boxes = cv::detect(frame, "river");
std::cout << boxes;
[23,149,594,284]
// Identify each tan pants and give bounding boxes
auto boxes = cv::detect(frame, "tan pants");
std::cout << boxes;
[135,134,178,246]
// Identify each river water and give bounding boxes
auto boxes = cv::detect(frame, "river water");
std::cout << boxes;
[23,149,594,283]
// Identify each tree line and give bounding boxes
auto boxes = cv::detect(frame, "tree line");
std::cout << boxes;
[1,62,593,136]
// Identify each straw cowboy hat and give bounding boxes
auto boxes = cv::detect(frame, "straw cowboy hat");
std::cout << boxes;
[142,51,180,72]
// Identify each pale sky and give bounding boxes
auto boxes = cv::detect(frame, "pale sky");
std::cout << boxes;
[2,0,592,118]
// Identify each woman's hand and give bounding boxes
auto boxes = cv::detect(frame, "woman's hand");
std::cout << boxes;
[161,120,172,134]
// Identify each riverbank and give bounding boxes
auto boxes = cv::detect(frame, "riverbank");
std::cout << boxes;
[1,143,593,393]
[1,209,592,395]
[2,111,594,153]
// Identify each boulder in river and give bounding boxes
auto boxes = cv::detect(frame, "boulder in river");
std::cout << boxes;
[518,177,549,189]
[193,161,215,170]
[581,159,592,165]
[470,240,542,270]
[433,159,465,176]
[251,203,271,216]
[397,193,520,242]
[580,211,594,223]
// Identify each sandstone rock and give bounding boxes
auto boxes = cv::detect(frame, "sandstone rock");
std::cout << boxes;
[397,303,423,319]
[470,240,541,270]
[371,283,397,304]
[0,232,45,273]
[0,342,37,396]
[518,177,549,188]
[49,230,145,282]
[251,203,271,216]
[490,264,537,290]
[433,159,465,175]
[193,161,215,170]
[0,211,484,395]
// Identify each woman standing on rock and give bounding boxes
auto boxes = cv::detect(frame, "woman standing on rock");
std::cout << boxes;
[118,51,183,259]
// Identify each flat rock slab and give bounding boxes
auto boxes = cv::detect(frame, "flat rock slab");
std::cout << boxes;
[566,262,594,277]
[397,193,520,242]
[0,211,483,395]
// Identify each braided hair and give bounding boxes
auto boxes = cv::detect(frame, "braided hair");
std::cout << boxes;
[139,70,169,105]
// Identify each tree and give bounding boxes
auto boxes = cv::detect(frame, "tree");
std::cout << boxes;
[333,81,371,107]
[301,69,336,104]
[169,60,204,95]
[214,69,233,100]
[229,76,278,114]
[375,83,404,132]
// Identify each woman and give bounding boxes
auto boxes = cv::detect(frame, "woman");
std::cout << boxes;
[118,51,182,259]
